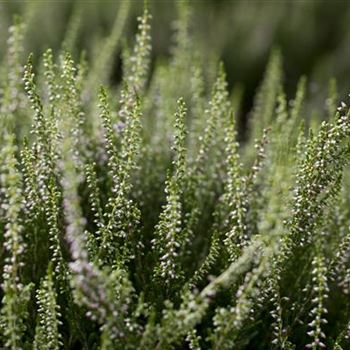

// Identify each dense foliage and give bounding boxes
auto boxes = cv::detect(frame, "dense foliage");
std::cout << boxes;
[1,2,350,349]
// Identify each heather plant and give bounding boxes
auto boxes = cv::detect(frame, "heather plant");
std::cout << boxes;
[1,3,350,350]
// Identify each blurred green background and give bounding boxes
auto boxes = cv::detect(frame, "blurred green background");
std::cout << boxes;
[1,0,349,131]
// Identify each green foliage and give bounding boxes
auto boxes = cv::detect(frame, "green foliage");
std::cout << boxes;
[152,98,187,289]
[1,5,350,350]
[33,265,62,350]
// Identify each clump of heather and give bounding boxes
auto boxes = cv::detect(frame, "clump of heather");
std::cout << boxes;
[1,3,350,350]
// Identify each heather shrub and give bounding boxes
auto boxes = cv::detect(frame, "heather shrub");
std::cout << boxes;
[1,2,350,350]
